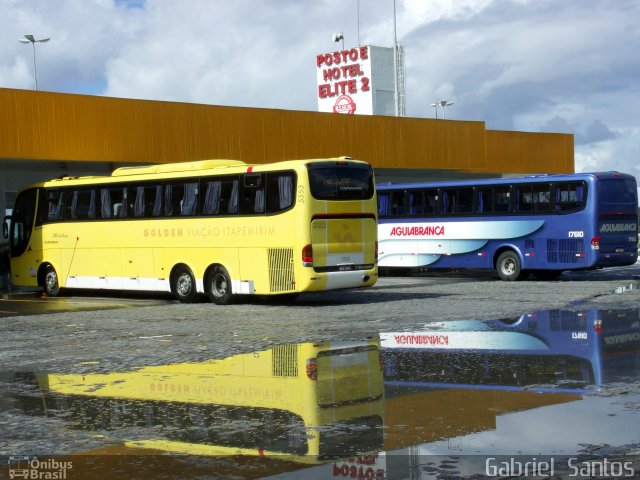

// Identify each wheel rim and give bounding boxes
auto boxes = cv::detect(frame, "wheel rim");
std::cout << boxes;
[45,271,57,291]
[212,273,227,297]
[502,258,516,276]
[176,273,193,297]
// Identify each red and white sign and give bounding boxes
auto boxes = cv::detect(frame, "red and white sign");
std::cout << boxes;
[316,46,373,115]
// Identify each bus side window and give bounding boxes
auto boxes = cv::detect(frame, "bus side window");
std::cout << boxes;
[100,186,127,219]
[227,179,239,214]
[47,190,64,221]
[378,193,391,216]
[266,172,295,214]
[180,182,198,216]
[67,189,96,220]
[151,185,162,217]
[240,174,265,215]
[162,182,199,217]
[476,188,490,214]
[424,190,438,215]
[555,182,585,212]
[456,188,473,214]
[532,184,551,212]
[494,186,510,213]
[441,189,454,214]
[133,186,145,217]
[391,191,406,215]
[202,180,223,215]
[408,190,424,215]
[515,185,533,213]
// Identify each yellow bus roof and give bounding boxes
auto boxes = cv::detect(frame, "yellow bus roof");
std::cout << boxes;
[21,156,366,190]
[111,159,247,177]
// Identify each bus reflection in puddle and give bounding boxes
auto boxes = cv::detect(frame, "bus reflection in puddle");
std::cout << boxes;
[9,340,384,476]
[375,307,640,479]
[381,306,640,393]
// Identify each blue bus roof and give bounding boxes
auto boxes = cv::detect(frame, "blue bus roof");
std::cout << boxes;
[376,171,635,190]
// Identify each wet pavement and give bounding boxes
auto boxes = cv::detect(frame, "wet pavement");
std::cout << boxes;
[0,290,171,318]
[1,267,639,479]
[2,307,640,478]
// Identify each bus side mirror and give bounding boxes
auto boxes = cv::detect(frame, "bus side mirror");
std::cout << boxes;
[2,216,9,239]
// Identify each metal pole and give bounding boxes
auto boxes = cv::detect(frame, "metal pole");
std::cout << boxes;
[31,42,38,90]
[357,0,361,46]
[393,0,399,116]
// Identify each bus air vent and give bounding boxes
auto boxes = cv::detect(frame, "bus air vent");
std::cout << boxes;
[272,344,298,377]
[268,248,295,293]
[547,239,585,264]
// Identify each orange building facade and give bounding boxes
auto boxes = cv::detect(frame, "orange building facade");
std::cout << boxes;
[0,87,574,216]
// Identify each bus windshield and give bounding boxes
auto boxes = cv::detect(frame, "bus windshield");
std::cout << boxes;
[308,163,374,200]
[599,178,637,205]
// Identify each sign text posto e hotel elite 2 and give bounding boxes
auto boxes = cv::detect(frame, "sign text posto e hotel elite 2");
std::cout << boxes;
[316,46,373,115]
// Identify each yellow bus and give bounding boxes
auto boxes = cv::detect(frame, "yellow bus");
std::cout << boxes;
[15,341,385,462]
[3,158,378,303]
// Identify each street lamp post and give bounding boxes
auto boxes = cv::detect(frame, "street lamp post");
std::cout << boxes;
[19,34,50,90]
[431,100,454,119]
[332,32,344,50]
[439,100,454,119]
[430,102,439,119]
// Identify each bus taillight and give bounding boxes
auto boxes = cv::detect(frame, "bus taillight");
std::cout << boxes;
[594,319,603,334]
[375,241,378,260]
[302,244,313,266]
[306,358,318,380]
[591,236,600,250]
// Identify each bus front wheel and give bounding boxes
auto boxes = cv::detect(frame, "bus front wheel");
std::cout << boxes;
[207,266,234,305]
[43,265,60,297]
[496,251,522,281]
[171,266,198,303]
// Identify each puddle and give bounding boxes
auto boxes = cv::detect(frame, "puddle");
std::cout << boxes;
[612,282,640,295]
[1,307,639,479]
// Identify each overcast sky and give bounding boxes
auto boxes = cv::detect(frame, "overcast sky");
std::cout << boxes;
[1,0,638,179]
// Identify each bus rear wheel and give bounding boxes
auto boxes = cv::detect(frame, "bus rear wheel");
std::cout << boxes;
[207,266,234,305]
[496,251,522,281]
[171,266,198,303]
[43,265,60,297]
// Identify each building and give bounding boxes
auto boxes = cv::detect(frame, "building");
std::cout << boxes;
[0,87,574,218]
[316,44,406,116]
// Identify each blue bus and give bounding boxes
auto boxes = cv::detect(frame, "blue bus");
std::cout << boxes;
[377,171,638,280]
[380,306,640,393]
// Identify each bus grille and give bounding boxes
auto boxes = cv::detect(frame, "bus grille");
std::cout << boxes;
[547,239,584,263]
[550,310,587,331]
[268,248,295,293]
[272,344,298,377]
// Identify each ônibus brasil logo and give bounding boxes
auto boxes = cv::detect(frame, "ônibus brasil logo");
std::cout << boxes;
[333,95,356,114]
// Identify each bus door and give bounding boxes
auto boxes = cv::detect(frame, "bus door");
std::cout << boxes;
[6,188,40,285]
